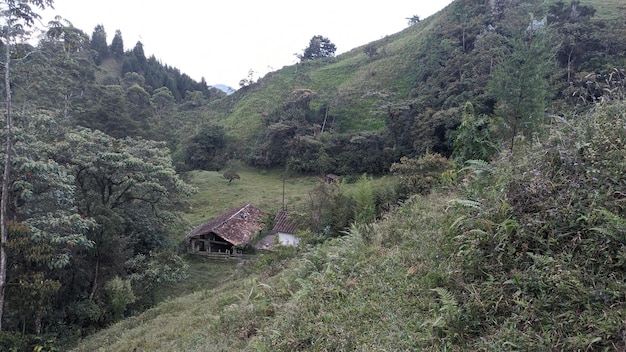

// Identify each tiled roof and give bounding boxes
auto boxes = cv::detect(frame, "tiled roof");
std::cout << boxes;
[270,211,299,235]
[185,204,265,245]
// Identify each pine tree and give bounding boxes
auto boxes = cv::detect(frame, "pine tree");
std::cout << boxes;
[110,29,124,59]
[488,22,557,150]
[90,24,109,64]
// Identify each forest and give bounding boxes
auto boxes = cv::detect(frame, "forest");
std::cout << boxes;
[0,0,625,350]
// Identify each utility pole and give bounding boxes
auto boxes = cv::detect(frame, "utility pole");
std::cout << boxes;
[282,176,286,211]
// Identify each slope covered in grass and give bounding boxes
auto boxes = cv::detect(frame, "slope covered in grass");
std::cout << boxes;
[206,0,625,148]
[70,188,455,351]
[182,168,319,232]
[70,100,626,351]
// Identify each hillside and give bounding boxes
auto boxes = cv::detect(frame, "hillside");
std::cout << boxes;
[64,0,626,351]
[201,0,625,168]
[70,98,626,351]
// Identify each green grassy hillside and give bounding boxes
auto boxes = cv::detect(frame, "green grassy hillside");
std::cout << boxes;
[208,0,624,144]
[182,168,319,231]
[582,0,626,19]
[71,99,626,352]
[70,189,455,352]
[209,9,441,142]
[185,0,626,181]
[67,0,626,350]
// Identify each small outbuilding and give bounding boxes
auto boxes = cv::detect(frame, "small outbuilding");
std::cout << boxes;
[256,211,300,250]
[272,211,300,246]
[185,203,266,255]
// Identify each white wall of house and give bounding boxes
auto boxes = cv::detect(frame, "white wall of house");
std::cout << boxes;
[278,232,300,246]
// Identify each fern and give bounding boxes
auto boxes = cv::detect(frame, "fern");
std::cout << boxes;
[591,208,626,241]
[421,288,459,336]
[431,287,458,312]
[460,159,493,175]
[448,199,481,209]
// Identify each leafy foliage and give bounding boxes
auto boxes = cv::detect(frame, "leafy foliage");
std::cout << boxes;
[488,18,557,147]
[43,127,193,330]
[452,102,499,165]
[184,124,228,171]
[109,29,124,59]
[390,152,453,197]
[351,174,375,224]
[443,101,626,350]
[297,35,337,61]
[90,24,109,65]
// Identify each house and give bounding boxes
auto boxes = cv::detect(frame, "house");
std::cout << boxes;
[185,203,265,255]
[256,211,300,250]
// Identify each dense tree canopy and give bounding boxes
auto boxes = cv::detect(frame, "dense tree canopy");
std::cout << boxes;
[1,0,626,348]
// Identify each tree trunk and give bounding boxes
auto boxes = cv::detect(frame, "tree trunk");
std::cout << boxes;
[35,315,42,335]
[89,256,100,300]
[321,105,329,134]
[0,19,13,332]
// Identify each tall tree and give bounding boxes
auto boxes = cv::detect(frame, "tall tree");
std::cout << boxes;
[3,115,94,333]
[49,128,193,310]
[125,83,154,135]
[90,24,109,65]
[110,29,124,59]
[488,21,556,149]
[75,84,137,138]
[132,40,146,67]
[14,23,96,117]
[123,40,146,73]
[548,1,597,82]
[298,35,337,61]
[0,0,55,332]
[151,86,175,118]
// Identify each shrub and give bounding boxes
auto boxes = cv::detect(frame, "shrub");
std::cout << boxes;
[103,277,136,323]
[444,102,626,349]
[390,152,453,197]
[451,102,499,165]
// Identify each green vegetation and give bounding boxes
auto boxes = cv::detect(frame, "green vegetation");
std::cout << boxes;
[70,98,626,352]
[297,35,337,61]
[182,168,319,233]
[1,0,626,350]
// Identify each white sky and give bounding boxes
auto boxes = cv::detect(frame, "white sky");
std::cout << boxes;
[42,1,454,89]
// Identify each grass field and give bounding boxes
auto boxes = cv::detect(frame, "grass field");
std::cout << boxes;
[180,168,320,236]
[153,255,240,303]
[582,0,626,19]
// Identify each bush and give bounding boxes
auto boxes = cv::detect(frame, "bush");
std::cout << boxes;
[444,102,626,349]
[0,333,59,352]
[390,152,453,197]
[103,277,136,323]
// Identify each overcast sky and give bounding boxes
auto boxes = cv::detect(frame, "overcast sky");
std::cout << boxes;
[42,1,454,89]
